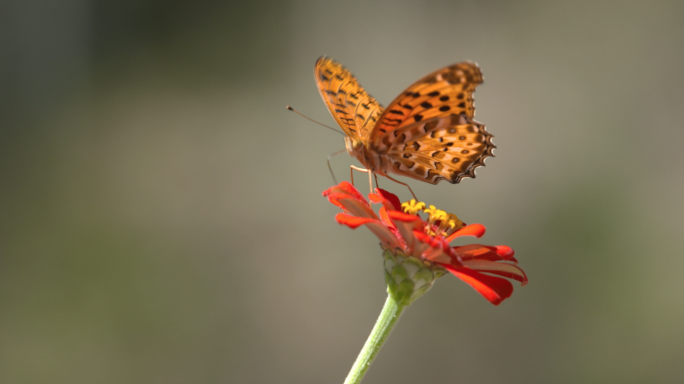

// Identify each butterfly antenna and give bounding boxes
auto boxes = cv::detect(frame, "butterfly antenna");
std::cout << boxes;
[286,106,344,135]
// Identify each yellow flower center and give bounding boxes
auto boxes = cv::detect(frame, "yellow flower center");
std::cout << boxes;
[401,200,465,237]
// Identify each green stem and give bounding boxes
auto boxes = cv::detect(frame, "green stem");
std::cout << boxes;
[343,294,407,384]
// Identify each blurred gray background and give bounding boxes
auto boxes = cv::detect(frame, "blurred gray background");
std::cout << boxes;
[2,1,684,383]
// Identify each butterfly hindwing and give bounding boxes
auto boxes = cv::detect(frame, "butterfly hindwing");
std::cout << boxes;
[385,114,495,184]
[370,62,483,152]
[314,57,384,146]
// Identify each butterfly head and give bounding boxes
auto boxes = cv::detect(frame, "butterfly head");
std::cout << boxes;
[344,136,364,159]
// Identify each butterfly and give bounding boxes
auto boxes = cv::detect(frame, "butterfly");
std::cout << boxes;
[315,57,495,194]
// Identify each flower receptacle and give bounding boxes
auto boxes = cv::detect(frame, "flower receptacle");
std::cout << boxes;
[383,247,447,306]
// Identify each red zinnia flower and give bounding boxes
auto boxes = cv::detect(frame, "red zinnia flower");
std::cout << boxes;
[323,182,527,305]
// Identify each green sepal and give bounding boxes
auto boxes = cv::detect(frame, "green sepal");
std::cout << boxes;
[382,247,444,306]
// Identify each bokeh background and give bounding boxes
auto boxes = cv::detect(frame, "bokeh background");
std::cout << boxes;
[2,1,684,383]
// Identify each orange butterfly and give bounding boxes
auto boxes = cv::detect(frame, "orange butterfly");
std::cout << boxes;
[315,57,495,197]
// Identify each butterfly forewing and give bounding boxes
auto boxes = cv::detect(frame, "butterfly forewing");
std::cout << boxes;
[314,57,384,146]
[370,62,484,150]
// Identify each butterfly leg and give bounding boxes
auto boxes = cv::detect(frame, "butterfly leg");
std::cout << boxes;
[327,149,347,184]
[383,174,418,201]
[350,165,374,195]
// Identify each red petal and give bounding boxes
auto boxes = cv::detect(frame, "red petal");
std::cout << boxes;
[375,188,402,211]
[410,230,455,264]
[453,244,495,259]
[324,192,350,210]
[495,245,515,260]
[460,260,528,285]
[335,214,403,249]
[335,213,375,228]
[378,206,394,228]
[441,264,514,305]
[388,211,423,250]
[445,223,486,243]
[331,193,379,220]
[323,182,369,209]
[387,210,421,223]
[322,182,349,198]
[478,269,528,285]
[332,181,365,200]
[378,206,402,241]
[455,244,515,261]
[369,192,401,213]
[413,230,433,243]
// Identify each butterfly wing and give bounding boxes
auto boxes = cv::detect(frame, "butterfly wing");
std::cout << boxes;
[383,114,495,184]
[370,62,495,184]
[314,57,384,145]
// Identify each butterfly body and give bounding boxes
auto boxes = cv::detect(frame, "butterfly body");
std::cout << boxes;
[343,135,387,178]
[315,57,495,185]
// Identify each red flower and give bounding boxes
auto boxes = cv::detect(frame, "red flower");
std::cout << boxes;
[323,182,527,305]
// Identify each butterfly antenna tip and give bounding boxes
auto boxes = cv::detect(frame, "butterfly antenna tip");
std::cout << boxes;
[286,106,344,135]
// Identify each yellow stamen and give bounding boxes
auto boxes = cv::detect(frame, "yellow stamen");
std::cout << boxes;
[401,199,426,215]
[442,213,465,235]
[422,204,438,218]
[424,205,446,227]
[402,200,465,237]
[424,205,465,237]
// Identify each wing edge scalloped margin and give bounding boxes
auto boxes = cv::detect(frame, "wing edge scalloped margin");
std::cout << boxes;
[447,124,496,184]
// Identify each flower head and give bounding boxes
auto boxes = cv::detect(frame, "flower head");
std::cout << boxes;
[323,182,527,305]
